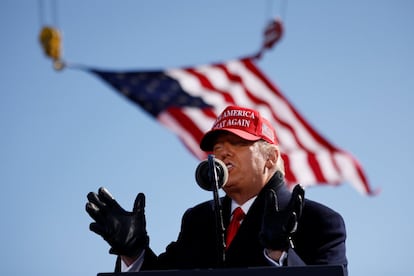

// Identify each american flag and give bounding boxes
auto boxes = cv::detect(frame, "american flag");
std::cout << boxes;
[89,57,376,195]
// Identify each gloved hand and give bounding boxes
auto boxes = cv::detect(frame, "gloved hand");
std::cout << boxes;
[86,187,149,257]
[259,184,305,250]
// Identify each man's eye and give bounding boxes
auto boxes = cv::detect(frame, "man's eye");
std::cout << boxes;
[213,145,222,152]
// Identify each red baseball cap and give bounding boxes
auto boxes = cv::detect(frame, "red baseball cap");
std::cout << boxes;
[200,106,278,151]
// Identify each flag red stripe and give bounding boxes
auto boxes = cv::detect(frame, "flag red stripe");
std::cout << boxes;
[281,154,297,186]
[307,153,328,184]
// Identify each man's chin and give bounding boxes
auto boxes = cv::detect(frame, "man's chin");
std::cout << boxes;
[223,183,238,194]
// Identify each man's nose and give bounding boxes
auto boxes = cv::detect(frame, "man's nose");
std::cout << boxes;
[214,143,232,159]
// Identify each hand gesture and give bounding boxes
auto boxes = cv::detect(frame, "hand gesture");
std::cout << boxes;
[86,187,149,257]
[259,184,305,250]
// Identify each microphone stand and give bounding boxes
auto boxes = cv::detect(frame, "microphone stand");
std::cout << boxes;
[207,154,226,267]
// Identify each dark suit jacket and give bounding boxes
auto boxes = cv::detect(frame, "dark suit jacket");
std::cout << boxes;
[119,172,347,272]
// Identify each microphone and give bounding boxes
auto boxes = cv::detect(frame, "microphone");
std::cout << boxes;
[195,156,228,191]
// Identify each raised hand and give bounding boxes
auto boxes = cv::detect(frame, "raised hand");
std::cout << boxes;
[86,187,149,257]
[259,185,305,250]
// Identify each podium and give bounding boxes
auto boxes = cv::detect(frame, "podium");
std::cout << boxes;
[98,265,346,276]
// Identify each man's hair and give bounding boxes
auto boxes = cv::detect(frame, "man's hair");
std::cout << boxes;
[257,140,285,176]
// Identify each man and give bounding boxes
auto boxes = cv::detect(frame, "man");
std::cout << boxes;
[86,105,347,273]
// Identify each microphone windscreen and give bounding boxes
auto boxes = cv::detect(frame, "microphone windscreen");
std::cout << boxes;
[195,158,228,191]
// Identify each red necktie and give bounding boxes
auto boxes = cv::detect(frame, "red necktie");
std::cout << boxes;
[226,207,245,248]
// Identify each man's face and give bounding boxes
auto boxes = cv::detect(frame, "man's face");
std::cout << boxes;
[212,132,268,203]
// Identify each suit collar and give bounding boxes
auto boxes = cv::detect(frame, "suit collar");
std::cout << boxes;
[259,171,292,209]
[223,171,290,218]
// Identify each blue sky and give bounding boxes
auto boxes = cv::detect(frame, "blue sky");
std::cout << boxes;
[1,1,413,276]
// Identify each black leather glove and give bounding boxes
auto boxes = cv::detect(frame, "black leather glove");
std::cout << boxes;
[86,187,149,257]
[259,184,305,250]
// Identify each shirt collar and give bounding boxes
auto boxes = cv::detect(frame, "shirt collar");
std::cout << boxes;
[231,196,257,215]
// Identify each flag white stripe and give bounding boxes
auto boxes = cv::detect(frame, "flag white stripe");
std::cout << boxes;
[289,151,317,185]
[316,150,342,183]
[334,152,367,195]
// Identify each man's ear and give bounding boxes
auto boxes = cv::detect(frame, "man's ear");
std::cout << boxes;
[265,148,278,169]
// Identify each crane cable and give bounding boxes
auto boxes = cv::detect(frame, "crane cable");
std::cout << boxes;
[36,0,287,68]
